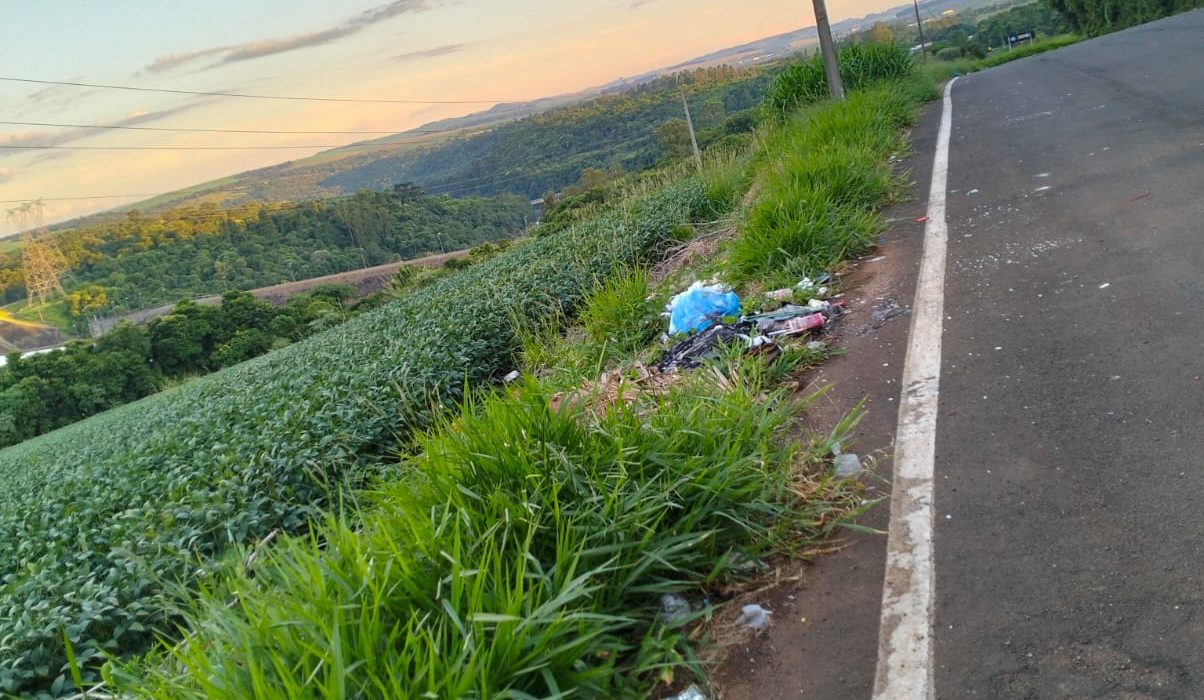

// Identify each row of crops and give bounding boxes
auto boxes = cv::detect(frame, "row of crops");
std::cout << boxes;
[0,179,717,697]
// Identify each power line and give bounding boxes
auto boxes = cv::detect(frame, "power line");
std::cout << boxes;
[0,119,436,136]
[0,142,427,151]
[0,76,509,105]
[0,194,159,204]
[0,134,654,207]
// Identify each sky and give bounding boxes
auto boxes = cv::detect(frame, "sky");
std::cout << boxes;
[0,0,903,235]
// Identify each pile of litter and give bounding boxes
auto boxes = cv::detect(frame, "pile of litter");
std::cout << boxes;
[655,274,844,373]
[666,281,741,335]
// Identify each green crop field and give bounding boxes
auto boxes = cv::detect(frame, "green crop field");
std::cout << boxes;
[0,179,721,696]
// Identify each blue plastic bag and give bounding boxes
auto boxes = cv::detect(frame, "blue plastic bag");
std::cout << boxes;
[667,282,741,335]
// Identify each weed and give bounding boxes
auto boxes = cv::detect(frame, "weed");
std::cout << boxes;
[729,85,918,285]
[115,366,862,698]
[763,42,916,118]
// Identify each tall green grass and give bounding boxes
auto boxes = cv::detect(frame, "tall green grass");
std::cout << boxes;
[580,267,661,361]
[112,365,861,698]
[729,84,921,285]
[763,43,915,118]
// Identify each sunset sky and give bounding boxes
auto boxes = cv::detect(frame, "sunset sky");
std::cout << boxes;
[1,0,905,234]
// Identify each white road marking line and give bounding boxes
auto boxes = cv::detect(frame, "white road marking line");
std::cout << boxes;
[872,76,957,700]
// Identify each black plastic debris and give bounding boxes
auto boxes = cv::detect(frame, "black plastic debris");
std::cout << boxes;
[743,301,845,336]
[655,321,754,372]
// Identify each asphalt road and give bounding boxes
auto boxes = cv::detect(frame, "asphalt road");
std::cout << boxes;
[932,10,1204,698]
[721,10,1204,699]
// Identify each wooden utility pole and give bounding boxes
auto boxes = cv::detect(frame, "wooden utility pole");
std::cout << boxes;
[812,0,845,100]
[912,0,928,59]
[679,89,703,173]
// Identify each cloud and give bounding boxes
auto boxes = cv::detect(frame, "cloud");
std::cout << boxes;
[17,81,101,117]
[146,46,232,74]
[627,0,662,9]
[0,167,13,184]
[392,42,469,62]
[146,0,433,72]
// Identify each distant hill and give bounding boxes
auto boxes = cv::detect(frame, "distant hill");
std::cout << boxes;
[19,0,985,236]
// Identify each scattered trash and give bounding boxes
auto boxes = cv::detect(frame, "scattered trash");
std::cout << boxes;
[1098,282,1110,289]
[550,362,678,415]
[666,685,708,700]
[968,188,980,195]
[735,603,773,630]
[667,282,740,334]
[502,370,521,384]
[767,313,825,337]
[867,256,886,263]
[658,273,844,372]
[915,215,929,223]
[655,322,755,372]
[767,274,829,302]
[858,298,910,334]
[1131,191,1150,201]
[832,442,862,477]
[805,340,826,352]
[660,593,692,625]
[743,301,843,336]
[835,454,861,477]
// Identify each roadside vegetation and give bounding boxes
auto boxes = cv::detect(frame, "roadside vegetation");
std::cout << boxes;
[1050,0,1202,35]
[1,41,930,698]
[922,33,1083,81]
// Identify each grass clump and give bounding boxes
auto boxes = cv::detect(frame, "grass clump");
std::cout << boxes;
[581,267,662,361]
[113,365,861,698]
[729,84,919,285]
[763,42,915,118]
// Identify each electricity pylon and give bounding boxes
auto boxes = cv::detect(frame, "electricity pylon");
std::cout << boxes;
[7,200,69,307]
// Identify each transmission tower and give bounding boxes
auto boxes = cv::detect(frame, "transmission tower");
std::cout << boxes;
[7,200,69,307]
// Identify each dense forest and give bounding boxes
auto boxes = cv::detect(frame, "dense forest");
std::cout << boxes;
[0,286,358,448]
[319,65,773,200]
[0,187,531,314]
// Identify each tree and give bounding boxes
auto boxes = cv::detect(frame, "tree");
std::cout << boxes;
[578,167,609,190]
[868,21,895,43]
[212,328,274,367]
[95,321,151,358]
[723,109,757,135]
[148,303,218,376]
[65,285,108,318]
[655,118,692,162]
[392,181,425,202]
[694,97,726,130]
[218,290,273,335]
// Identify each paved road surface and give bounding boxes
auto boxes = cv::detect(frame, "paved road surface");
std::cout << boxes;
[722,10,1204,699]
[931,11,1204,698]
